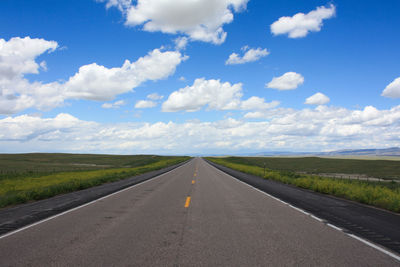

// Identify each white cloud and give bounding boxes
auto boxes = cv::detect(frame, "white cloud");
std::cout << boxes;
[162,78,243,112]
[135,100,157,108]
[225,46,269,65]
[102,100,126,109]
[271,4,336,38]
[0,37,63,114]
[0,79,64,115]
[174,36,188,50]
[305,92,330,105]
[100,0,249,44]
[266,72,304,90]
[0,37,57,80]
[135,92,164,108]
[0,113,86,142]
[102,103,113,109]
[39,61,48,71]
[243,107,295,120]
[98,0,131,12]
[64,48,187,101]
[147,93,163,100]
[162,78,279,112]
[382,77,400,98]
[240,97,279,110]
[243,111,265,119]
[0,36,186,114]
[2,106,400,154]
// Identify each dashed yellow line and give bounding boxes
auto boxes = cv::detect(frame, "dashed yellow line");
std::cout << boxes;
[192,180,195,184]
[184,196,191,208]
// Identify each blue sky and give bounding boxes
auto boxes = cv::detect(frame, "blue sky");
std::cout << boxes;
[0,0,399,154]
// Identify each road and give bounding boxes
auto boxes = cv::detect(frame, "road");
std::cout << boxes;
[208,159,400,255]
[0,158,398,266]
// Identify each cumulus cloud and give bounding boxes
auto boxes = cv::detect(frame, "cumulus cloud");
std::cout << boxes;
[305,92,330,105]
[99,0,249,44]
[2,105,400,154]
[162,78,243,112]
[271,4,336,38]
[0,36,186,114]
[102,100,126,109]
[266,72,304,90]
[0,37,58,80]
[225,46,269,65]
[0,37,62,114]
[134,92,164,108]
[64,48,187,101]
[382,77,400,98]
[243,111,264,119]
[240,97,280,110]
[135,100,157,108]
[0,113,87,142]
[162,78,279,112]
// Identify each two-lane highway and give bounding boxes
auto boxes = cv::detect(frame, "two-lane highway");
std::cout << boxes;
[0,158,398,266]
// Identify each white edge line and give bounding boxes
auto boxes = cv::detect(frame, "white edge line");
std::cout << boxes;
[311,215,324,222]
[347,234,400,262]
[288,204,309,215]
[206,160,400,262]
[209,163,312,217]
[0,161,190,240]
[327,223,343,231]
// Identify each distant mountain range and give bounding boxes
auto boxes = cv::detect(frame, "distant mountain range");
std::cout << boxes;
[235,147,400,157]
[323,147,400,156]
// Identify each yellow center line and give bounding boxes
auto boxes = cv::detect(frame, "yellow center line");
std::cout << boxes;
[184,196,191,208]
[192,180,195,184]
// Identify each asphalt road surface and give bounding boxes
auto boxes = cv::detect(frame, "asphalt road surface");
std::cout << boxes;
[0,158,398,266]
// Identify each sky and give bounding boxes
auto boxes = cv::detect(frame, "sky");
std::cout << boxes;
[0,0,400,155]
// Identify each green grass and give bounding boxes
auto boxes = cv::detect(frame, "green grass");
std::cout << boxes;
[216,156,400,180]
[206,157,400,213]
[0,154,177,180]
[0,154,189,208]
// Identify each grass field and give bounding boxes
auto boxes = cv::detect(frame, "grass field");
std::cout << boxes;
[0,154,178,179]
[0,154,190,209]
[215,156,400,180]
[206,157,400,213]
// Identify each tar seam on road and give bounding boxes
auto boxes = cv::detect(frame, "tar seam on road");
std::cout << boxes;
[0,161,191,240]
[184,197,191,208]
[206,161,400,262]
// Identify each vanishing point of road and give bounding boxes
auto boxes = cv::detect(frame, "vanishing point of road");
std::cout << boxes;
[0,158,398,266]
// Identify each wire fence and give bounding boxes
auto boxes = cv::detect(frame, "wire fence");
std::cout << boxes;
[309,173,400,183]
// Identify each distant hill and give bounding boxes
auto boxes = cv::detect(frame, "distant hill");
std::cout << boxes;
[324,147,400,156]
[234,147,400,157]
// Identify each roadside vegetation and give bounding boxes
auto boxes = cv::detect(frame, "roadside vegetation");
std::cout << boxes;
[206,157,400,213]
[0,154,181,179]
[214,156,400,180]
[0,154,189,209]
